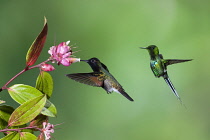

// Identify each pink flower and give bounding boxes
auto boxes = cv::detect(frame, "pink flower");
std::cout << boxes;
[41,63,55,71]
[42,122,54,140]
[48,41,79,66]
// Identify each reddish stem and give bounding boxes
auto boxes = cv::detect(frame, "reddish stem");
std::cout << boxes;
[0,126,41,132]
[1,69,26,90]
[0,59,51,92]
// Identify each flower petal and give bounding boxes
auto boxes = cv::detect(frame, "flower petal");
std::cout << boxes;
[61,58,71,66]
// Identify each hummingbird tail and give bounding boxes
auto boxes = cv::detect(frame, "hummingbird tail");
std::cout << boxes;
[118,89,134,101]
[164,77,182,101]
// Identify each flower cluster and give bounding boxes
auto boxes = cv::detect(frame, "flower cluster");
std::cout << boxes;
[42,122,54,140]
[40,41,80,72]
[48,41,80,66]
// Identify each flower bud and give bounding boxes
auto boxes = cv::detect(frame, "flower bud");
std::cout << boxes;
[41,64,55,71]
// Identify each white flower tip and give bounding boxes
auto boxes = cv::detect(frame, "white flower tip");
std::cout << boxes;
[66,40,70,45]
[68,58,80,63]
[77,58,81,62]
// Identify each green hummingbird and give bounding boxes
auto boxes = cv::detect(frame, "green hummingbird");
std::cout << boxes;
[140,45,192,101]
[66,57,134,101]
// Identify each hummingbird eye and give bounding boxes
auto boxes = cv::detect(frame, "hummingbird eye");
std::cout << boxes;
[91,59,96,63]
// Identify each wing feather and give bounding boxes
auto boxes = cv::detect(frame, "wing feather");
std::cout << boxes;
[66,73,103,87]
[163,59,192,66]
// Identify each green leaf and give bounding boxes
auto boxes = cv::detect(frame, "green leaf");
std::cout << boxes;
[35,72,56,117]
[0,105,14,129]
[0,132,20,140]
[41,100,57,117]
[0,118,8,131]
[36,71,53,98]
[0,105,14,121]
[8,84,43,104]
[26,17,48,67]
[8,95,46,126]
[20,132,37,140]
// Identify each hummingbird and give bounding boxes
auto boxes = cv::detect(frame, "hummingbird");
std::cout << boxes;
[140,45,192,101]
[66,57,134,101]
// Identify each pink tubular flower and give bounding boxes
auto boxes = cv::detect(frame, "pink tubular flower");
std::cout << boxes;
[48,41,80,66]
[42,122,54,140]
[41,63,55,71]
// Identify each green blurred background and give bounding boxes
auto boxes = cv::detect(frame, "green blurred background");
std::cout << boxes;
[0,0,209,139]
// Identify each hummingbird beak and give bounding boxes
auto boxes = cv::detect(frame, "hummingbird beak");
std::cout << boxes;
[80,60,88,62]
[140,47,147,49]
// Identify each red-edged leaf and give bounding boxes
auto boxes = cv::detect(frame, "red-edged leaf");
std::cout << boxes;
[8,95,46,126]
[26,17,48,67]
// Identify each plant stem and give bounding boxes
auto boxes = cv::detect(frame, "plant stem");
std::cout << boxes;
[0,59,51,91]
[1,69,26,90]
[0,126,41,132]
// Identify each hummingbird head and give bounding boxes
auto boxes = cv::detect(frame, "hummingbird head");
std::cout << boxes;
[140,45,159,58]
[81,57,101,71]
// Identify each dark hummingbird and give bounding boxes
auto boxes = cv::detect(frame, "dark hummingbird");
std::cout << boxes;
[140,45,192,101]
[66,57,134,101]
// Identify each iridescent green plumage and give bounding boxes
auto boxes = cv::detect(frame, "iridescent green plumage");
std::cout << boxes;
[141,45,192,101]
[66,57,134,101]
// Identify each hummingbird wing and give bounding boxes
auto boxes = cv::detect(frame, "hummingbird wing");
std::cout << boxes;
[66,73,103,87]
[163,59,192,66]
